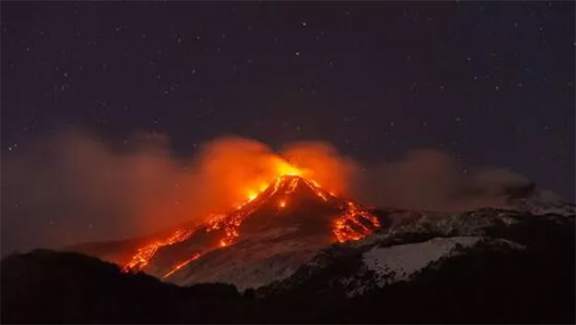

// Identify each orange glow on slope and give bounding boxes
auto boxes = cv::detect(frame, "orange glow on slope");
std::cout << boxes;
[122,229,194,272]
[123,160,304,273]
[162,253,201,279]
[333,201,381,243]
[203,174,380,250]
[122,159,380,276]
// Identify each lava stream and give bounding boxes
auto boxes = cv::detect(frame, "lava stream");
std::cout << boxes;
[162,253,201,279]
[122,229,194,272]
[333,201,381,243]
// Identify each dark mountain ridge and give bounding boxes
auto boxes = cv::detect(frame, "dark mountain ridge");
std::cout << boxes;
[2,204,574,323]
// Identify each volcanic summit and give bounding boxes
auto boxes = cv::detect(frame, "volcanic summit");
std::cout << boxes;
[116,174,380,289]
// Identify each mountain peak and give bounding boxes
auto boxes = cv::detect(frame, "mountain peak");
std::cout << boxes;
[120,174,380,281]
[247,175,334,210]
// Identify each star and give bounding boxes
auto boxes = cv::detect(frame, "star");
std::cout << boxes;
[1,1,573,256]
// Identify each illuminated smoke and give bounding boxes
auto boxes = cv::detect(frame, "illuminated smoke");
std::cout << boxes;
[1,131,353,253]
[2,130,539,254]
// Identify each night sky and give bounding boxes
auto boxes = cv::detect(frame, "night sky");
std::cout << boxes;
[2,2,574,199]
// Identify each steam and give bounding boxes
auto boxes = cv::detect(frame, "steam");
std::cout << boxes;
[2,130,183,254]
[355,149,532,211]
[1,130,535,254]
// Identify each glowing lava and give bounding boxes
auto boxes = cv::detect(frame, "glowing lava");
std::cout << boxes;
[122,229,194,272]
[162,253,201,279]
[123,170,380,275]
[333,201,381,243]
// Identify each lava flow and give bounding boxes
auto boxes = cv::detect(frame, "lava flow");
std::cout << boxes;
[123,169,381,276]
[162,253,201,278]
[122,228,194,272]
[333,201,381,243]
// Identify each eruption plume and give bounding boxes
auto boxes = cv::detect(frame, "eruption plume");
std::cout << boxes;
[4,129,540,259]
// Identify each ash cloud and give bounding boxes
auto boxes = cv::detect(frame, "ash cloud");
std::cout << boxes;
[1,131,538,254]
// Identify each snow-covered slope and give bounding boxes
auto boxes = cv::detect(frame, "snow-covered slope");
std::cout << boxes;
[363,237,515,282]
[508,188,575,216]
[344,236,524,296]
[168,226,326,290]
[258,208,573,297]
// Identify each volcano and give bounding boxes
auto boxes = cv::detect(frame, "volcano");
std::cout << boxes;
[117,175,380,289]
[5,175,575,323]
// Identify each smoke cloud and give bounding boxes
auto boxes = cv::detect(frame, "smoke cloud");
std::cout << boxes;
[1,130,536,254]
[355,149,533,211]
[281,141,358,196]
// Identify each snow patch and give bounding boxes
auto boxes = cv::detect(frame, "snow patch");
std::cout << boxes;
[363,237,482,284]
